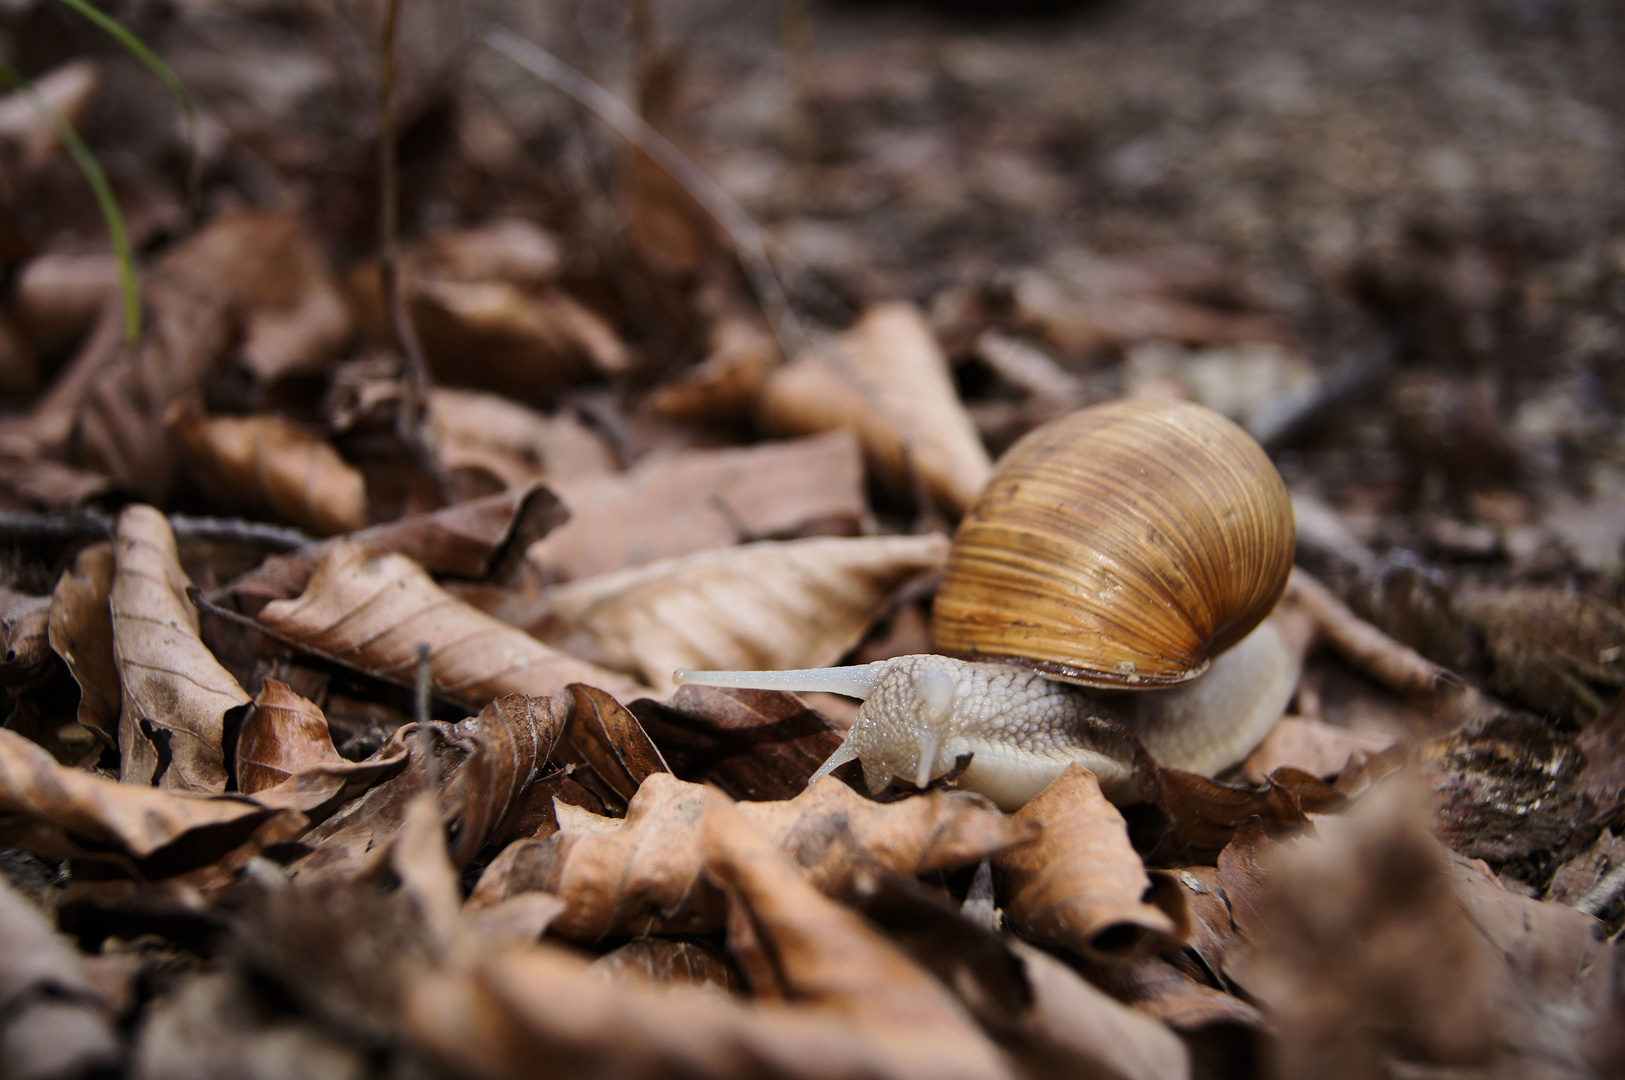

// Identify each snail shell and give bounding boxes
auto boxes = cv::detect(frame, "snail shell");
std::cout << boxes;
[931,398,1295,688]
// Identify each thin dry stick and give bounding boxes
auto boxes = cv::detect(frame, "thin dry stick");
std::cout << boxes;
[780,0,815,162]
[0,510,312,550]
[485,27,810,360]
[379,0,449,497]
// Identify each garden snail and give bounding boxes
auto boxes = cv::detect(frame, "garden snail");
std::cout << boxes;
[676,399,1298,810]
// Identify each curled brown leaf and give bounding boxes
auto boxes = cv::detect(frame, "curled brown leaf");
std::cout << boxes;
[469,773,1033,943]
[996,765,1190,964]
[171,410,368,536]
[47,542,119,743]
[236,678,344,795]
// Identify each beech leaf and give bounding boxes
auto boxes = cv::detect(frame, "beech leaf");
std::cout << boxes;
[171,410,368,536]
[111,504,252,792]
[47,542,119,743]
[548,533,950,696]
[467,773,1035,942]
[996,765,1190,964]
[235,678,344,795]
[257,541,648,706]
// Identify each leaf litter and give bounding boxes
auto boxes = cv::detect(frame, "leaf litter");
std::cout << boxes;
[0,1,1621,1078]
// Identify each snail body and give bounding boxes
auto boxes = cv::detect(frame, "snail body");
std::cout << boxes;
[675,399,1299,810]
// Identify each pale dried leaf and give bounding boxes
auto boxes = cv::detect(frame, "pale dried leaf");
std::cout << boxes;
[236,679,344,795]
[153,208,353,383]
[257,542,648,705]
[0,587,52,688]
[648,315,780,424]
[78,278,230,502]
[431,387,616,491]
[45,545,118,744]
[407,935,1011,1080]
[549,533,950,695]
[0,60,99,173]
[419,219,562,285]
[172,411,367,536]
[1240,716,1396,784]
[762,302,993,515]
[16,252,121,352]
[703,788,1015,1079]
[996,765,1189,964]
[111,505,252,792]
[0,727,269,861]
[469,773,1032,942]
[529,432,867,582]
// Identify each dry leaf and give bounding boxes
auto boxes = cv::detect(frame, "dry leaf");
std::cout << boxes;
[0,60,99,174]
[468,773,1033,942]
[1458,586,1625,722]
[703,787,1015,1079]
[0,875,122,1080]
[553,683,670,810]
[15,251,120,352]
[761,302,993,515]
[592,938,744,994]
[441,694,569,865]
[47,543,119,744]
[0,587,52,690]
[226,481,569,610]
[529,431,867,583]
[257,541,647,706]
[0,727,273,864]
[1010,253,1287,361]
[629,684,847,801]
[352,258,629,402]
[1226,779,1522,1079]
[1144,764,1343,865]
[996,765,1189,964]
[77,276,230,502]
[648,315,780,424]
[431,387,617,491]
[407,931,1011,1080]
[1240,716,1396,784]
[235,679,344,795]
[419,218,562,286]
[154,208,352,383]
[171,411,367,536]
[111,505,252,792]
[852,875,1193,1080]
[289,695,564,883]
[548,533,950,695]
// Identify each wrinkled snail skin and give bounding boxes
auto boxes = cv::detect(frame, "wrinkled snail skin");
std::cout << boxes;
[675,655,1143,810]
[674,619,1294,812]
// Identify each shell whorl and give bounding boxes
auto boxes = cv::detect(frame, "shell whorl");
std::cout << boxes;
[930,399,1295,689]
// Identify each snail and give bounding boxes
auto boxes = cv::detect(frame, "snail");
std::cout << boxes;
[676,398,1298,809]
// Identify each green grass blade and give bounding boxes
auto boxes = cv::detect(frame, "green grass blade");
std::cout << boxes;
[49,0,202,210]
[0,60,141,343]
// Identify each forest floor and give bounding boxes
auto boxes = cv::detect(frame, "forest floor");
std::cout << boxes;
[1,0,1624,1078]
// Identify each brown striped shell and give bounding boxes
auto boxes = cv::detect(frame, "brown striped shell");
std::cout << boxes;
[930,399,1295,689]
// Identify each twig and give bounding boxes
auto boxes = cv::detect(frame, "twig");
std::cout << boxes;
[0,510,313,551]
[378,0,450,499]
[484,27,810,361]
[413,641,441,793]
[1286,567,1464,701]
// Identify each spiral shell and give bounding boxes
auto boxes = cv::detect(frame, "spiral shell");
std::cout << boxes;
[930,398,1295,689]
